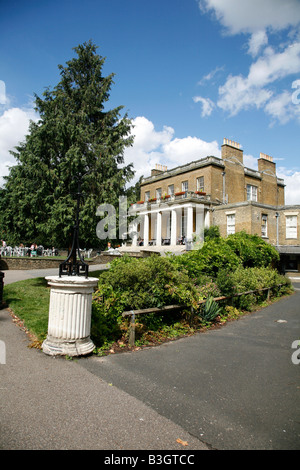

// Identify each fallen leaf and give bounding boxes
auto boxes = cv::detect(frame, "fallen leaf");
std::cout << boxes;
[176,438,188,446]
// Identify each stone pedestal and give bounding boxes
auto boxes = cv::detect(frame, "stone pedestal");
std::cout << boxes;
[42,275,98,357]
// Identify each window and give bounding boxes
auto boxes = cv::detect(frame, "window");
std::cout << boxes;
[197,176,204,192]
[156,188,162,199]
[168,184,174,196]
[227,214,235,235]
[145,191,150,202]
[182,181,188,192]
[286,215,297,239]
[246,184,257,201]
[261,214,268,237]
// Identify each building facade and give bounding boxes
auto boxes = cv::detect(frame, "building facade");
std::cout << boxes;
[126,138,300,271]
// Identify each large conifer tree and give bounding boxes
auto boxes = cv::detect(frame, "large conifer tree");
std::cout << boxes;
[0,41,134,248]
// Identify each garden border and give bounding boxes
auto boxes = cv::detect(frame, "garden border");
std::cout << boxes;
[122,284,284,346]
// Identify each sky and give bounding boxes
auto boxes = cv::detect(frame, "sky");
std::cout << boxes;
[0,0,300,204]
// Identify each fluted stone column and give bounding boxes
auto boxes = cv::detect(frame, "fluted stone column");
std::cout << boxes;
[42,275,98,357]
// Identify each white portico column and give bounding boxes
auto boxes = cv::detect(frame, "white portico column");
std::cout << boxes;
[196,205,205,241]
[171,208,177,245]
[143,213,149,246]
[186,205,194,241]
[156,211,162,246]
[130,218,138,246]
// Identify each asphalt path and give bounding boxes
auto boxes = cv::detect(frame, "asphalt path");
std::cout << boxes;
[0,266,209,452]
[1,263,108,284]
[1,267,299,451]
[79,280,300,450]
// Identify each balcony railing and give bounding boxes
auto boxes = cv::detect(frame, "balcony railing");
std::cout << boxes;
[130,191,209,211]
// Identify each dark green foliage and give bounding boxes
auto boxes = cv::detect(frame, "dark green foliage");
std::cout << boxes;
[91,254,199,346]
[225,231,279,267]
[95,254,199,311]
[0,41,134,248]
[171,237,241,278]
[204,225,220,240]
[90,231,291,347]
[216,265,291,310]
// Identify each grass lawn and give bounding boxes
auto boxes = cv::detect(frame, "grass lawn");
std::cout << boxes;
[3,277,50,342]
[3,271,102,343]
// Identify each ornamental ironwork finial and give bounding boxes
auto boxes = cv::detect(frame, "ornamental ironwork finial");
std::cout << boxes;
[59,173,89,278]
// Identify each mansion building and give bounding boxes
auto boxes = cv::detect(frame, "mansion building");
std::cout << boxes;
[126,138,300,273]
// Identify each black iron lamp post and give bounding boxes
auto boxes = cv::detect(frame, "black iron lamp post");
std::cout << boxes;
[59,173,89,278]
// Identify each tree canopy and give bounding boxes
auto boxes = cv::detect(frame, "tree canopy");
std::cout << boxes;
[0,41,135,248]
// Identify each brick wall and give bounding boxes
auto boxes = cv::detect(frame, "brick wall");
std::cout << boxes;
[0,257,62,270]
[0,252,144,270]
[213,203,300,247]
[140,143,283,208]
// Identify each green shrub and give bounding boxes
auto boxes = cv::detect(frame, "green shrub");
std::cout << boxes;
[91,239,291,347]
[170,238,241,278]
[216,265,291,310]
[204,225,220,240]
[97,254,199,310]
[197,280,222,299]
[225,231,279,268]
[91,255,200,347]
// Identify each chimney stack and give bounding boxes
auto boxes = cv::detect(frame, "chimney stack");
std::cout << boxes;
[221,138,243,164]
[151,163,168,177]
[258,152,276,174]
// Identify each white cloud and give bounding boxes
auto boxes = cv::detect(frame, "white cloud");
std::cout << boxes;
[197,65,225,85]
[277,168,300,205]
[198,0,300,125]
[265,91,300,125]
[162,135,220,165]
[0,106,38,185]
[129,116,174,152]
[124,116,220,183]
[199,0,300,35]
[244,153,258,170]
[193,96,215,116]
[248,30,268,57]
[248,43,300,87]
[217,74,272,116]
[217,42,300,120]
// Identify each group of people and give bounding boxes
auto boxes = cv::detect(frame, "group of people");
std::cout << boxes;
[0,240,58,257]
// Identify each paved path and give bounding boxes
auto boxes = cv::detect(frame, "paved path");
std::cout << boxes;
[1,264,108,285]
[0,267,209,451]
[0,268,299,450]
[79,280,300,450]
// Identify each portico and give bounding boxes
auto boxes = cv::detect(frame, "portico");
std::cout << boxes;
[127,196,211,251]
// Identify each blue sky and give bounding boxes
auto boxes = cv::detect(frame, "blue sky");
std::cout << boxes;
[1,0,300,203]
